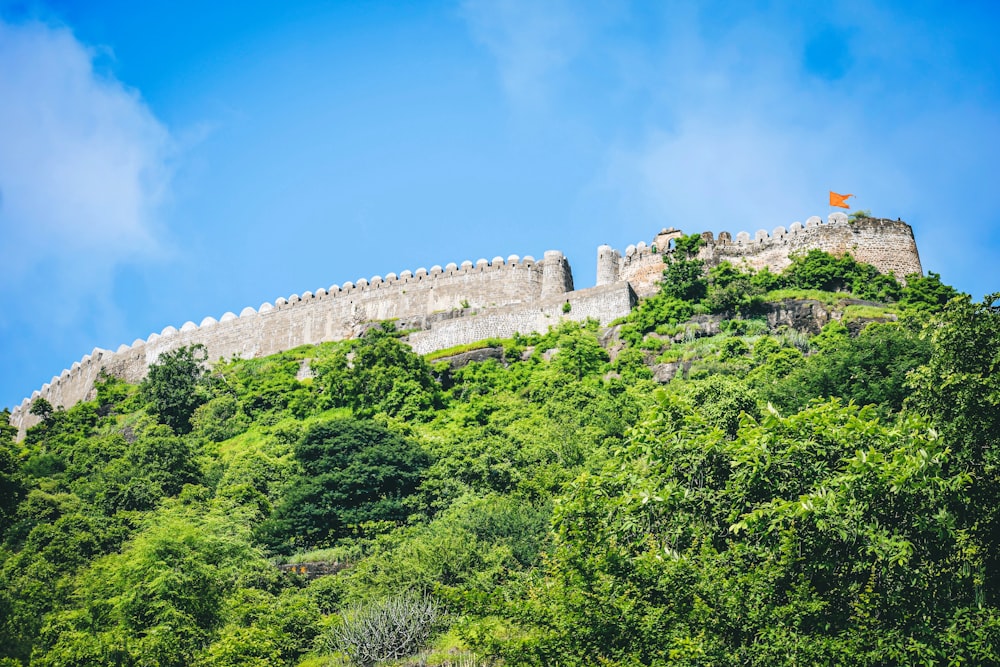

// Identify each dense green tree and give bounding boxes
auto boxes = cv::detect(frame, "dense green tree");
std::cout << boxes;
[313,325,442,419]
[141,344,209,433]
[476,399,994,665]
[899,271,961,311]
[0,436,24,539]
[908,293,1000,469]
[704,261,766,314]
[763,321,933,416]
[29,397,54,422]
[779,249,902,301]
[661,234,708,302]
[33,508,263,667]
[907,293,1000,607]
[258,418,429,552]
[97,427,201,514]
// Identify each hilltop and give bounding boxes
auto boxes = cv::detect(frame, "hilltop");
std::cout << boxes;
[4,236,997,666]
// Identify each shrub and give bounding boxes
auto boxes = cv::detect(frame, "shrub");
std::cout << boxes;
[328,592,440,666]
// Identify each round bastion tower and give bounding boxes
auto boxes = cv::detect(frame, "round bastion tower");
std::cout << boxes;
[541,250,574,297]
[596,245,621,286]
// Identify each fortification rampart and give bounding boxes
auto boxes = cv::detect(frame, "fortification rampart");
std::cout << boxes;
[408,283,636,355]
[8,213,922,440]
[611,214,922,298]
[9,252,571,438]
[698,213,922,278]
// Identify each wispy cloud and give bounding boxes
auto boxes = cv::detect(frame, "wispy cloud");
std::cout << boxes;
[460,0,587,109]
[463,2,1000,295]
[0,19,173,293]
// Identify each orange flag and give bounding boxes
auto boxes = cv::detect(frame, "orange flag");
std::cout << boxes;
[830,191,854,208]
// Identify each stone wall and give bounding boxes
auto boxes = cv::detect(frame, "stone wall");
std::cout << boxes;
[8,214,923,439]
[614,214,922,297]
[408,283,636,355]
[9,253,562,438]
[697,213,922,279]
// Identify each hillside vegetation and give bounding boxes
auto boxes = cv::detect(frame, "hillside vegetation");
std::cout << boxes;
[3,244,999,666]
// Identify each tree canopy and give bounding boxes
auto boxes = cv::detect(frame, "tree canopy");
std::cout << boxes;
[3,253,997,666]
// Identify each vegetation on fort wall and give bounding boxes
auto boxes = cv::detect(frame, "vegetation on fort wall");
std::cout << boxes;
[3,252,999,666]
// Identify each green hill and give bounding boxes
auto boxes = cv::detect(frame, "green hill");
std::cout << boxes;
[3,249,998,666]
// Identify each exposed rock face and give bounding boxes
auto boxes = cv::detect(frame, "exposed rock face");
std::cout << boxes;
[277,561,349,580]
[433,346,506,369]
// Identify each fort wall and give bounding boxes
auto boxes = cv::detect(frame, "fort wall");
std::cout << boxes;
[699,213,922,279]
[8,213,922,439]
[616,214,922,297]
[408,283,636,355]
[9,253,563,438]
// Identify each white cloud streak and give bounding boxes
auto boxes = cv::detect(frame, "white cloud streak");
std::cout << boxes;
[0,19,172,286]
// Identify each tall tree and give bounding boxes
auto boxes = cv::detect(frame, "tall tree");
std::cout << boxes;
[141,344,209,434]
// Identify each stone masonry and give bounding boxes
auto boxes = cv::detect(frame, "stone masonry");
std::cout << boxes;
[9,213,921,439]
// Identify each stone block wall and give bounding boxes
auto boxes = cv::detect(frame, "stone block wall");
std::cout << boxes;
[9,253,563,438]
[408,283,636,355]
[8,214,923,439]
[697,213,922,278]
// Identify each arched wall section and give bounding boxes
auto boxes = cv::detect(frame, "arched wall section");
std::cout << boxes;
[10,253,558,439]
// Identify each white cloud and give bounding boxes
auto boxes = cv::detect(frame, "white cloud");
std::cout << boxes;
[460,0,587,108]
[0,19,172,284]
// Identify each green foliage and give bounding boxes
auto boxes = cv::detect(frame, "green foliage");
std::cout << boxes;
[908,293,1000,459]
[324,591,440,667]
[258,418,429,553]
[0,409,16,444]
[5,263,1000,667]
[97,427,201,513]
[29,397,54,421]
[763,321,932,416]
[672,232,704,257]
[191,395,250,442]
[313,325,443,420]
[899,271,961,311]
[781,249,902,301]
[619,293,694,345]
[0,439,24,538]
[32,507,264,667]
[476,400,990,665]
[94,370,136,417]
[141,344,210,433]
[652,233,708,304]
[704,262,768,314]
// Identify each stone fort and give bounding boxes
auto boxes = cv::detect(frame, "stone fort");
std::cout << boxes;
[9,212,921,438]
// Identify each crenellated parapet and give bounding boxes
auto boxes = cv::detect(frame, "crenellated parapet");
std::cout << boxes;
[8,213,923,439]
[8,251,572,439]
[610,214,922,297]
[599,228,682,298]
[696,213,922,279]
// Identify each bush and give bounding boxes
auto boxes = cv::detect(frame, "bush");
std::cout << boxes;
[328,592,440,667]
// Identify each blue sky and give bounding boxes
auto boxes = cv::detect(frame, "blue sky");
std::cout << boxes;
[1,0,999,411]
